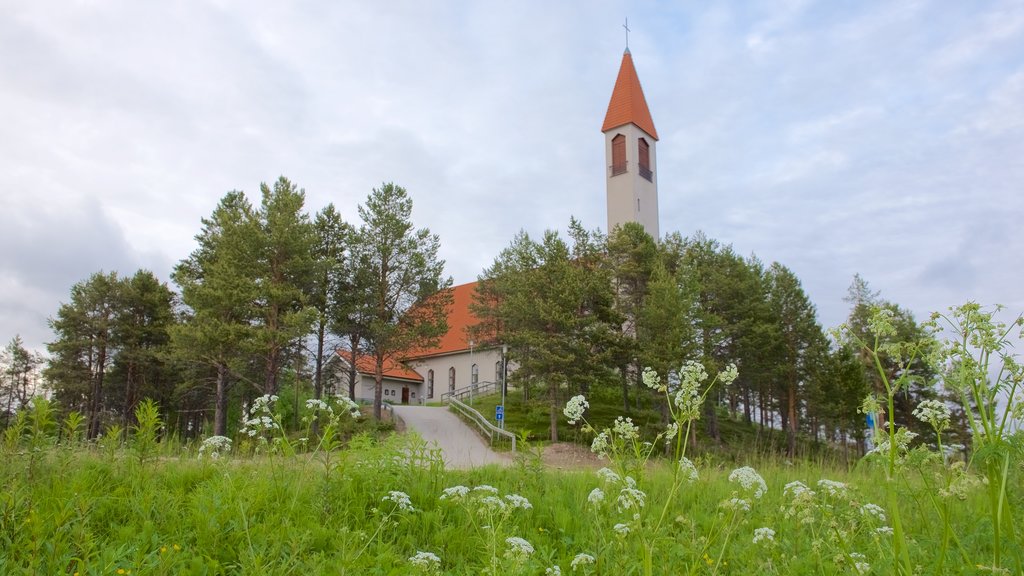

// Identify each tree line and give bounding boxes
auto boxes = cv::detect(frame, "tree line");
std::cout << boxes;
[472,221,966,457]
[32,178,448,439]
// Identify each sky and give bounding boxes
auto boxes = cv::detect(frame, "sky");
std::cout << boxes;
[1,0,1022,354]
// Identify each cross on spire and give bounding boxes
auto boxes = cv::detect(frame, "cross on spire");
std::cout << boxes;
[623,18,630,50]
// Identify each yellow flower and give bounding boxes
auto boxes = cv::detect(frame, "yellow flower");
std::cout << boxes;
[173,544,181,551]
[160,546,167,554]
[117,570,125,575]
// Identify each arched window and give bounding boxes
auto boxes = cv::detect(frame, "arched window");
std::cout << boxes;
[638,138,651,181]
[427,369,434,399]
[495,361,502,383]
[471,363,479,385]
[448,367,456,391]
[611,134,626,176]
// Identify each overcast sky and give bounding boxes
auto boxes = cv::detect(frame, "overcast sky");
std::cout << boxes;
[2,0,1022,353]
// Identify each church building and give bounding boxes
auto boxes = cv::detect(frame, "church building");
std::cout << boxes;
[327,48,659,404]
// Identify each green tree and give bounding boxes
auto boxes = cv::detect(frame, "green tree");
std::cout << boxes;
[46,271,122,439]
[765,262,827,457]
[172,191,261,436]
[1,335,43,427]
[252,177,317,396]
[353,183,451,420]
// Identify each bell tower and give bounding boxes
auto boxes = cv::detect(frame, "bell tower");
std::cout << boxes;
[602,48,659,239]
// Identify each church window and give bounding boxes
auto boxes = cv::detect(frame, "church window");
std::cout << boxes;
[427,369,434,398]
[471,363,479,385]
[495,361,502,383]
[611,134,627,176]
[449,367,456,391]
[638,138,652,181]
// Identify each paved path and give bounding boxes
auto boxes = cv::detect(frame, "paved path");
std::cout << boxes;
[391,405,510,469]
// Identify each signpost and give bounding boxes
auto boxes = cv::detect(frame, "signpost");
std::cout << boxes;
[495,405,504,424]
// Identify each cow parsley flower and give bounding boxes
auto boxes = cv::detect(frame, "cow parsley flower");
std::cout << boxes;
[678,457,699,483]
[642,367,665,392]
[913,399,951,430]
[612,416,639,440]
[408,551,441,570]
[479,495,507,512]
[718,363,739,386]
[571,553,596,570]
[382,491,415,512]
[587,487,605,505]
[334,395,362,418]
[728,466,767,499]
[564,395,589,425]
[505,494,533,510]
[596,467,620,484]
[440,485,470,500]
[591,432,610,458]
[874,526,894,536]
[752,527,775,545]
[783,480,814,500]
[817,479,848,498]
[721,497,751,512]
[546,566,562,576]
[472,485,499,494]
[613,522,631,536]
[664,422,679,441]
[198,435,232,459]
[504,537,534,560]
[617,483,646,512]
[305,398,331,413]
[860,503,886,522]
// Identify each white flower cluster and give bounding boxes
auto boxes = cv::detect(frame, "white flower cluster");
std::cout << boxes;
[198,435,232,459]
[240,394,280,438]
[728,466,767,499]
[505,494,533,510]
[859,503,886,523]
[334,395,362,418]
[545,566,562,576]
[479,495,507,512]
[613,522,631,536]
[590,432,610,458]
[571,553,595,570]
[564,395,589,425]
[912,399,951,430]
[596,467,620,484]
[783,480,814,500]
[673,361,707,420]
[664,422,679,442]
[587,487,605,505]
[642,367,665,392]
[678,457,699,483]
[850,552,870,575]
[439,485,470,500]
[867,429,918,459]
[721,497,751,512]
[504,536,534,560]
[816,479,848,498]
[718,363,739,386]
[616,476,646,512]
[305,398,331,413]
[473,485,499,494]
[752,526,775,545]
[408,550,440,570]
[612,416,639,440]
[382,490,416,512]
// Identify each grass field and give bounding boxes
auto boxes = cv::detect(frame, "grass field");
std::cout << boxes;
[1,416,1019,575]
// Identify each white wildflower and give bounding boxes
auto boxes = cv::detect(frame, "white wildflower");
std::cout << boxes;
[596,467,620,484]
[591,432,610,457]
[587,487,605,505]
[408,550,441,569]
[479,495,508,512]
[612,416,639,440]
[728,466,767,499]
[913,399,951,430]
[783,480,814,500]
[382,490,415,512]
[571,553,596,570]
[860,503,886,522]
[472,485,499,494]
[546,566,562,576]
[817,479,848,498]
[504,537,534,560]
[334,395,362,418]
[198,435,232,459]
[613,522,631,536]
[752,527,775,545]
[718,363,739,386]
[440,485,470,500]
[664,422,679,441]
[564,395,589,425]
[617,484,647,512]
[305,398,331,412]
[642,367,665,391]
[874,526,894,536]
[505,494,533,510]
[678,457,698,483]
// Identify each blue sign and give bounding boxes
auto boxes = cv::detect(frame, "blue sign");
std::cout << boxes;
[865,413,875,428]
[495,405,504,421]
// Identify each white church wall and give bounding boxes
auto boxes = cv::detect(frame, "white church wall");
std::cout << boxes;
[409,347,505,401]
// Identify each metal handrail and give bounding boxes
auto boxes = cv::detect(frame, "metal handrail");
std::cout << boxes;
[448,397,516,452]
[440,380,498,403]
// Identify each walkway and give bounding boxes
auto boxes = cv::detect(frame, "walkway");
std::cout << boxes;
[391,405,510,469]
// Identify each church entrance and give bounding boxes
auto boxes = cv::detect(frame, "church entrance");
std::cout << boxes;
[401,387,410,404]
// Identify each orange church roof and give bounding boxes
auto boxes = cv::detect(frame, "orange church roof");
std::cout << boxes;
[601,49,659,140]
[404,281,486,359]
[334,349,423,382]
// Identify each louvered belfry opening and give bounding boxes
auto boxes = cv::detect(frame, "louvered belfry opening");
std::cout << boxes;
[638,137,651,181]
[611,134,627,176]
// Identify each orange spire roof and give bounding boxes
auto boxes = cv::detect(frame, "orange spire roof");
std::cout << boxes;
[601,49,659,140]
